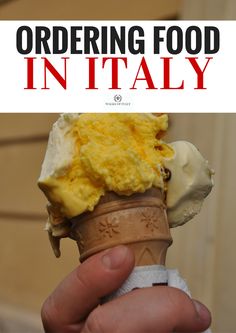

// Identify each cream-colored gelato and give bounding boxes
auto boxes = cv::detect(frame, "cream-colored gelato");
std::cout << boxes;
[164,141,214,227]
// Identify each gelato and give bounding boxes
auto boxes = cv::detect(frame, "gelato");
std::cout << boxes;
[38,113,213,258]
[38,114,172,220]
[164,141,214,227]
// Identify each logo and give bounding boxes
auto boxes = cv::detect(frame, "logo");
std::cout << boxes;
[105,94,131,107]
[114,94,122,103]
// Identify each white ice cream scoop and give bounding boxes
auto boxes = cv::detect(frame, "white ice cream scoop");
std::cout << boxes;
[164,141,214,228]
[39,114,78,181]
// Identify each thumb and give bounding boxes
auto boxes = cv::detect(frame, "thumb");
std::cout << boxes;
[41,245,135,332]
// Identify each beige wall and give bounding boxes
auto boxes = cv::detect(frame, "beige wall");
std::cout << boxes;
[0,115,78,313]
[0,0,182,19]
[0,113,235,333]
[181,0,236,19]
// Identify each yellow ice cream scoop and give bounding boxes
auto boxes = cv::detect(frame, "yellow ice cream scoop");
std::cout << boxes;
[38,113,173,222]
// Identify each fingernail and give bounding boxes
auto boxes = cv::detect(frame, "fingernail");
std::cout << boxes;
[102,245,129,269]
[193,300,211,322]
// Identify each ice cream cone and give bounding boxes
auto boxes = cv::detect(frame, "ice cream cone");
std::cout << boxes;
[70,188,172,266]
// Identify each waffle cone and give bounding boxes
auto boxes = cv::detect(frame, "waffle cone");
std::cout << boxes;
[70,188,172,266]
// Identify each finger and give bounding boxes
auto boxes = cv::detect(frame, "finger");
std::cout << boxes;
[82,287,211,333]
[41,245,135,332]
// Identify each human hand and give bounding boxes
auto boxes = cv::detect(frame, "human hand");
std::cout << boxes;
[41,245,211,333]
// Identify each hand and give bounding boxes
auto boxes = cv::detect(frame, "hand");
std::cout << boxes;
[41,245,211,333]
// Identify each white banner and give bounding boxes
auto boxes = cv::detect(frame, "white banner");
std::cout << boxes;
[0,21,235,112]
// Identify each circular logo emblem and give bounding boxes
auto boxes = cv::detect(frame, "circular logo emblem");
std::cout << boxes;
[114,94,122,103]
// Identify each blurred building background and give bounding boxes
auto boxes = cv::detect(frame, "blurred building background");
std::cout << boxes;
[0,0,236,19]
[0,0,236,332]
[0,0,181,19]
[181,0,236,19]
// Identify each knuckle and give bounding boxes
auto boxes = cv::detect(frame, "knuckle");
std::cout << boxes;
[41,295,59,331]
[164,286,190,309]
[75,267,91,293]
[41,297,52,326]
[83,309,106,333]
